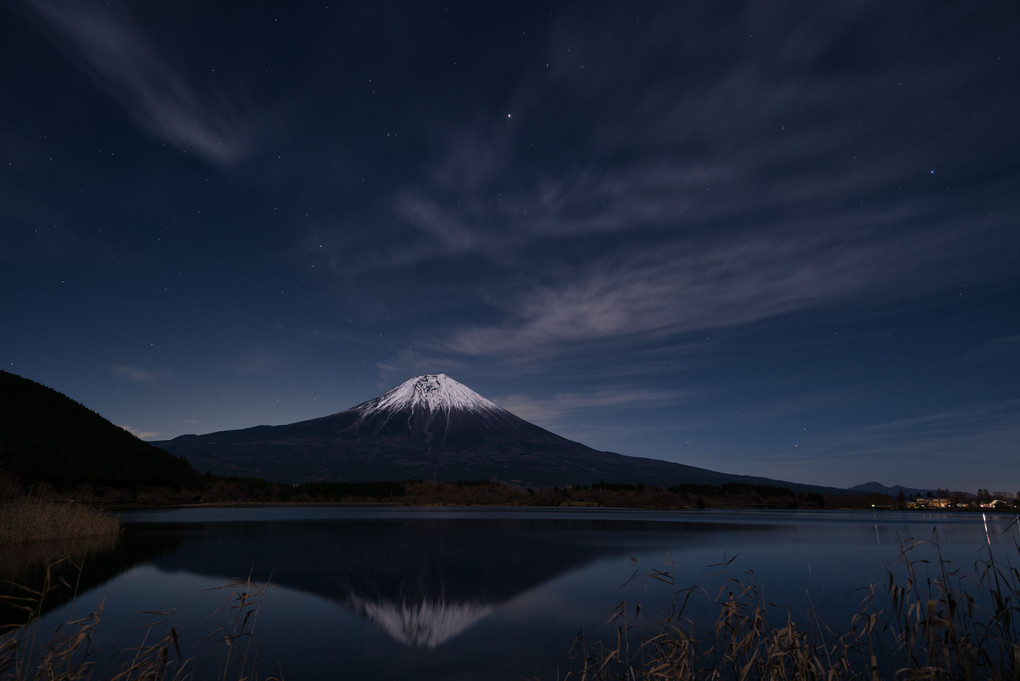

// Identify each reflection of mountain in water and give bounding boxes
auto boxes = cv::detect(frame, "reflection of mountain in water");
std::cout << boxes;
[134,516,739,647]
[347,594,493,648]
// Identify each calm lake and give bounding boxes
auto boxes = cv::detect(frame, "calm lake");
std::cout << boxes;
[11,507,1020,680]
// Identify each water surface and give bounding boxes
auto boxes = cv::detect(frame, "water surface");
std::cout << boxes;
[14,507,1018,680]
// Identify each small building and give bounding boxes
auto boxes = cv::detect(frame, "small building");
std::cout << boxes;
[912,497,951,509]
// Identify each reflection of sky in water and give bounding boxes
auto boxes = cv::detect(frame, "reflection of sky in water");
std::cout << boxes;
[29,510,1020,681]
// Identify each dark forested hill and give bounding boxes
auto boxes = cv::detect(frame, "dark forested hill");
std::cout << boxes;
[0,370,199,490]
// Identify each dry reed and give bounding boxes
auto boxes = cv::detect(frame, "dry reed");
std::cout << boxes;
[0,534,119,581]
[0,563,281,681]
[561,521,1020,680]
[0,500,121,545]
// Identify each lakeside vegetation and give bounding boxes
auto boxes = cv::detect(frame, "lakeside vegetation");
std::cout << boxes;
[147,476,1018,512]
[562,529,1020,680]
[0,499,121,544]
[7,472,1015,517]
[0,569,279,681]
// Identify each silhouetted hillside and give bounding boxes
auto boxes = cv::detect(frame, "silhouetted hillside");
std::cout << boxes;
[0,371,199,491]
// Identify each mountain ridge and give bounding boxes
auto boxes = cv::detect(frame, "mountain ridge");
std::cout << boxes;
[849,481,936,496]
[156,374,843,492]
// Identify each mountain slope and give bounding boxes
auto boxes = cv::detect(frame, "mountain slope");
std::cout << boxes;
[0,370,200,490]
[157,374,831,490]
[850,481,933,496]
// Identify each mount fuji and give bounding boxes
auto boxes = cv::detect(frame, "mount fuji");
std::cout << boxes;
[156,374,816,489]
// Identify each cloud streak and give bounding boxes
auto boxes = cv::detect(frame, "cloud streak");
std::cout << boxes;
[363,2,1018,369]
[113,365,161,383]
[27,0,252,164]
[121,424,159,440]
[492,388,687,428]
[433,215,1002,358]
[751,400,1020,489]
[226,351,280,376]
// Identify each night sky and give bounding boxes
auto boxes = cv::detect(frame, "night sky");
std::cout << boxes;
[4,2,1019,492]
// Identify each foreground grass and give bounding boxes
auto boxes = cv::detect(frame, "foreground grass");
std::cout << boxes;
[563,525,1020,680]
[0,499,121,544]
[0,567,280,681]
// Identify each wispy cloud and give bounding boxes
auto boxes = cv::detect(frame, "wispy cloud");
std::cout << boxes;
[360,2,1017,368]
[963,335,1020,366]
[226,351,280,376]
[279,0,1020,394]
[805,401,1020,458]
[492,388,688,428]
[751,400,1020,489]
[432,216,991,358]
[113,365,161,383]
[121,424,159,440]
[27,0,252,164]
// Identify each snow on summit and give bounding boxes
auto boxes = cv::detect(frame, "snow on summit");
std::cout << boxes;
[354,374,503,418]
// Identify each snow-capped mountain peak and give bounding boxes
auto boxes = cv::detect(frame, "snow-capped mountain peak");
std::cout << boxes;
[354,374,502,419]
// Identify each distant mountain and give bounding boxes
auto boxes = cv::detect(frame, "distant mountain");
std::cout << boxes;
[0,370,199,491]
[850,481,932,497]
[157,374,836,491]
